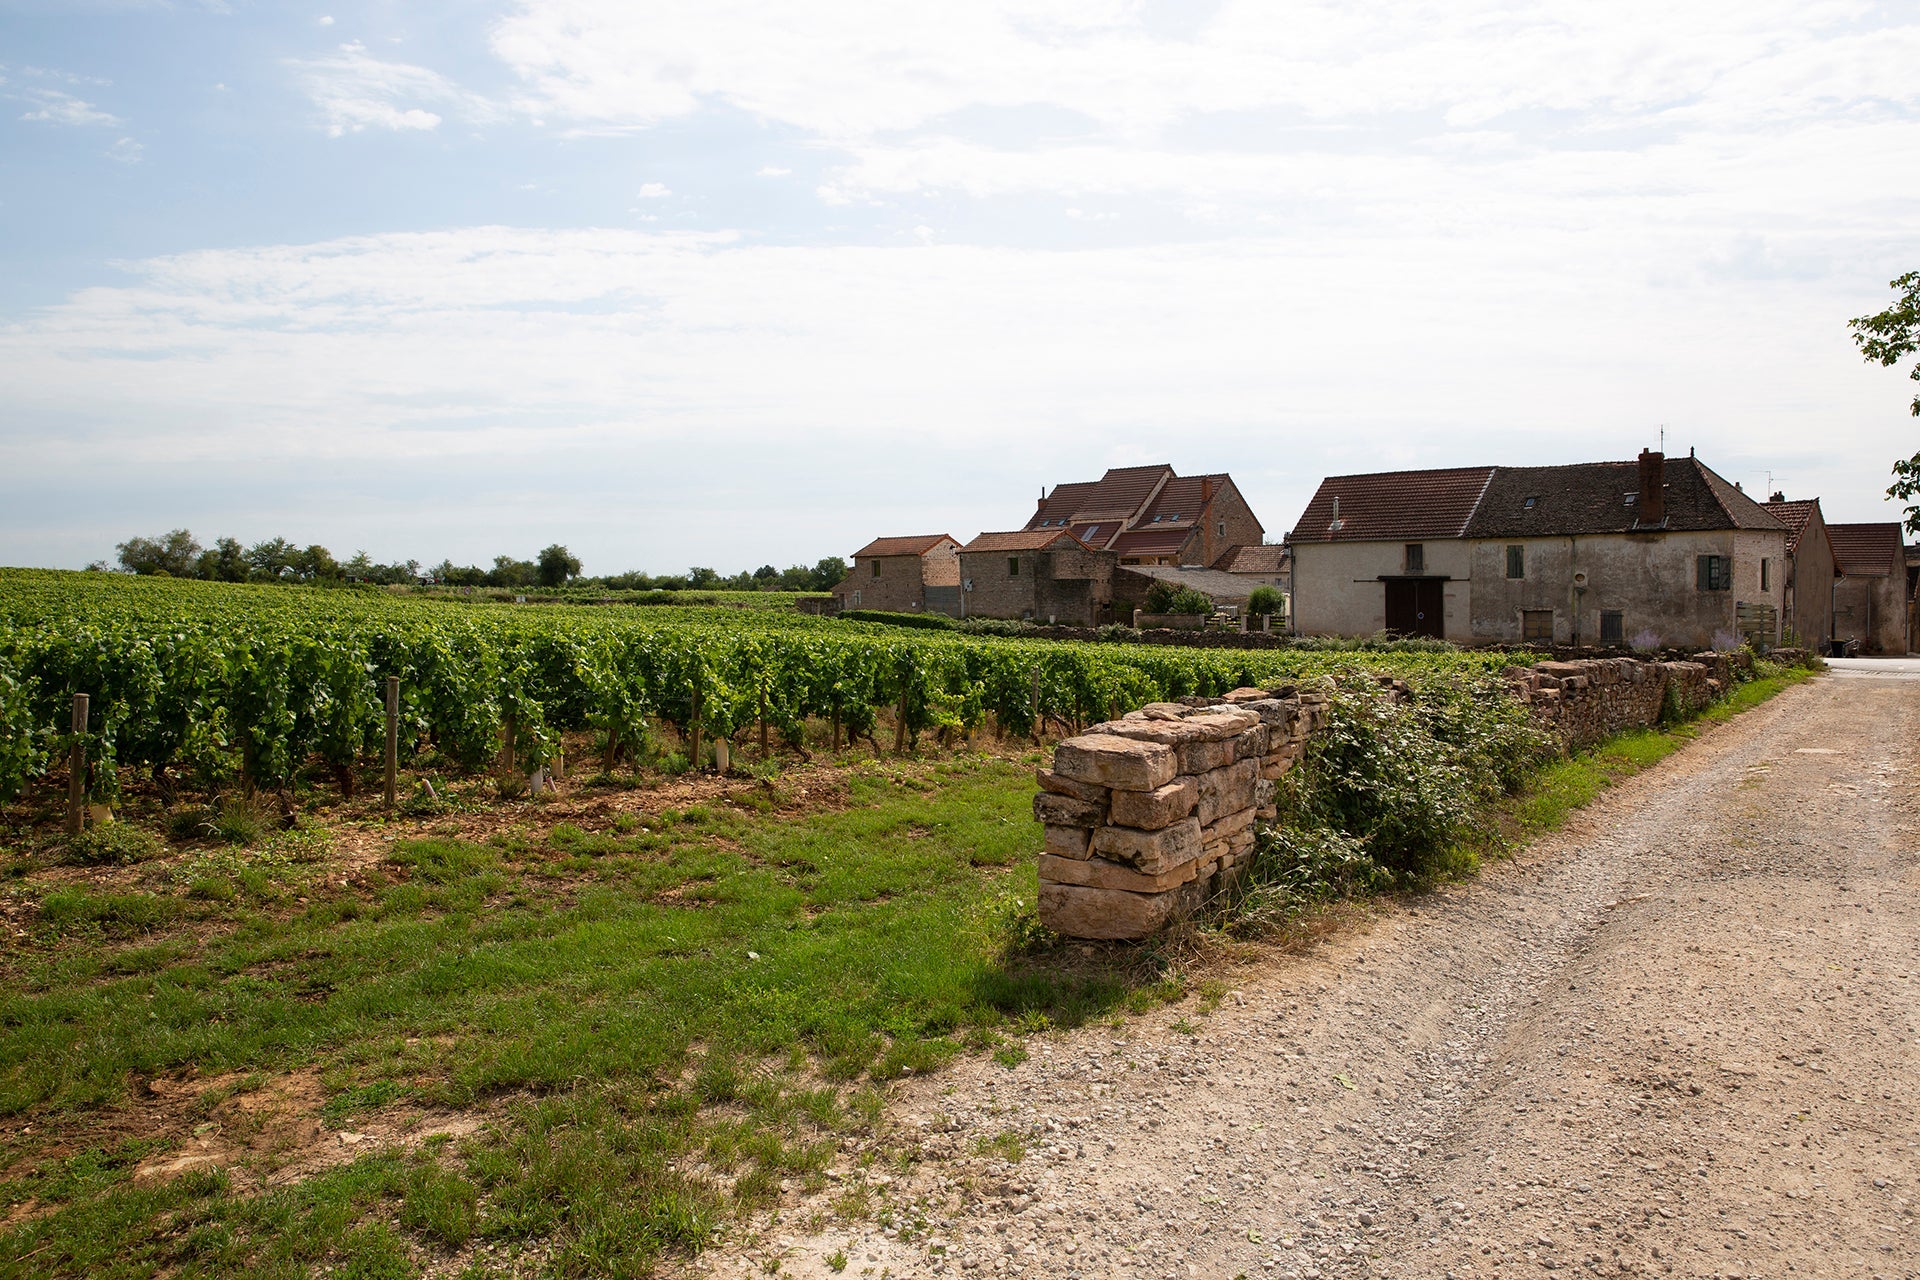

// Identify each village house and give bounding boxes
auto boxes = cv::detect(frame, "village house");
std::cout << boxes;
[1022,465,1264,569]
[1287,450,1790,650]
[957,529,1113,625]
[956,464,1273,625]
[829,535,961,614]
[1760,494,1836,649]
[1828,521,1913,654]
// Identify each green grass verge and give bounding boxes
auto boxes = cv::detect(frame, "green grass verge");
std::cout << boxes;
[0,754,1161,1278]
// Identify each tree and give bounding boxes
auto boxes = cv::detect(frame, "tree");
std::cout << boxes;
[295,544,341,581]
[1247,585,1283,617]
[686,566,720,589]
[246,536,296,579]
[117,529,201,577]
[1144,581,1213,615]
[194,537,248,582]
[1850,271,1920,534]
[489,555,535,588]
[536,544,582,588]
[810,557,849,590]
[1891,453,1920,536]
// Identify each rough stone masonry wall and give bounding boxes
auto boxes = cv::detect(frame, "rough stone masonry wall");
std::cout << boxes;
[1506,648,1771,749]
[1034,650,1790,939]
[1032,686,1339,941]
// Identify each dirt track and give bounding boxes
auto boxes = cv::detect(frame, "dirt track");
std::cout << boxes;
[708,669,1920,1280]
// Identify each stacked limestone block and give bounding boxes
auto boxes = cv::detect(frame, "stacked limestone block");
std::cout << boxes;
[1503,656,1713,748]
[1033,687,1327,940]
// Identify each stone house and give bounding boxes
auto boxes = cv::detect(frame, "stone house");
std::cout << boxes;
[958,529,1114,625]
[1024,465,1264,569]
[1760,495,1835,648]
[830,535,961,614]
[1828,522,1912,654]
[1287,450,1790,649]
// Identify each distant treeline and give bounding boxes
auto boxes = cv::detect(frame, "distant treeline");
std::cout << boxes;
[105,529,848,592]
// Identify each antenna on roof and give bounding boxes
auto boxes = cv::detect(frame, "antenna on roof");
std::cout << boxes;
[1658,424,1665,453]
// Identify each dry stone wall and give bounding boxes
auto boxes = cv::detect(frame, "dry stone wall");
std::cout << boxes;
[1504,648,1765,749]
[1033,686,1333,940]
[1034,650,1787,939]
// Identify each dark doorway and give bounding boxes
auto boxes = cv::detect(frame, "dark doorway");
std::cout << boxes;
[1384,578,1445,638]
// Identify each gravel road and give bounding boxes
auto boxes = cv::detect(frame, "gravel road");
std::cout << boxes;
[705,670,1919,1280]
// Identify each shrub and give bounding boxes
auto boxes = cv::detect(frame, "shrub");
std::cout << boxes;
[1247,585,1283,618]
[63,823,165,866]
[956,617,1034,637]
[1143,582,1212,615]
[1278,678,1554,880]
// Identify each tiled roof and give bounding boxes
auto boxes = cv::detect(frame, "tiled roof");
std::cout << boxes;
[1137,474,1229,525]
[1762,499,1820,552]
[1213,544,1289,574]
[1828,522,1904,576]
[1467,457,1787,537]
[850,534,958,558]
[1026,466,1175,534]
[961,529,1086,553]
[1112,526,1195,557]
[1288,467,1496,543]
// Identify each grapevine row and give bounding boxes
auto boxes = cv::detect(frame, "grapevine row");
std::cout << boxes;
[0,571,1524,804]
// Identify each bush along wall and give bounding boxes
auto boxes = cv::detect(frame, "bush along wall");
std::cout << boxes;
[1032,649,1809,939]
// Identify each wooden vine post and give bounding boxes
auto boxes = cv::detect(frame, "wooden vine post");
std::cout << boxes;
[1029,666,1041,745]
[893,686,910,754]
[383,676,399,809]
[66,693,89,834]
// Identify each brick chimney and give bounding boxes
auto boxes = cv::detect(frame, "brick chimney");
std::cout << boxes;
[1201,477,1214,506]
[1637,449,1665,525]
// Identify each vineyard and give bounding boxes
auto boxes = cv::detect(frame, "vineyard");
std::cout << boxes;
[0,569,1529,806]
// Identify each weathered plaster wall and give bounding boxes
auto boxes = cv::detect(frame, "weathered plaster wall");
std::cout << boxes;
[1466,530,1785,649]
[1290,539,1472,638]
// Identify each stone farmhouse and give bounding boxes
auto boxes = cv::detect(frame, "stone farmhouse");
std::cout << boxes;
[1287,450,1791,650]
[1828,521,1913,654]
[1758,495,1835,649]
[956,529,1115,625]
[1022,465,1264,569]
[1212,543,1290,595]
[829,535,960,614]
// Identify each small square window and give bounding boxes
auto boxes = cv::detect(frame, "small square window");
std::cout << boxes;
[1405,543,1425,573]
[1623,492,1637,507]
[1697,555,1731,591]
[1523,496,1538,509]
[1008,556,1020,577]
[1600,610,1624,643]
[1523,609,1554,641]
[1505,545,1524,579]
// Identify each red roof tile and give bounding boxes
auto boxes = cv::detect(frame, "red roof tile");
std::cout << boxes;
[1112,527,1194,557]
[1026,466,1174,532]
[961,529,1087,553]
[1288,467,1497,543]
[1828,522,1903,576]
[1762,499,1820,553]
[850,534,959,558]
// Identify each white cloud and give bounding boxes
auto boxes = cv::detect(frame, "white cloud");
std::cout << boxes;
[756,166,791,177]
[17,87,121,127]
[636,182,671,198]
[106,136,143,164]
[291,42,494,136]
[318,14,334,25]
[485,0,1920,140]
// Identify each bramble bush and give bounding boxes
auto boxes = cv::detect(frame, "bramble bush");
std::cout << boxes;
[1272,677,1556,882]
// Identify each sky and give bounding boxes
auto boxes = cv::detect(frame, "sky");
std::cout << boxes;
[2,0,1917,576]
